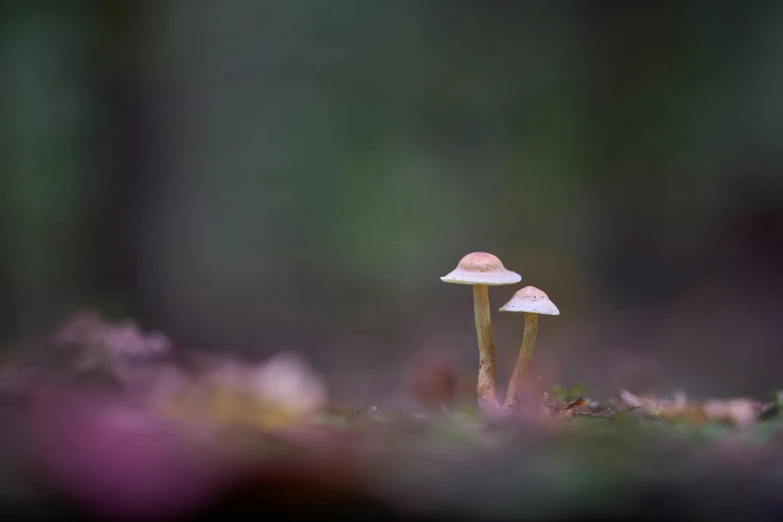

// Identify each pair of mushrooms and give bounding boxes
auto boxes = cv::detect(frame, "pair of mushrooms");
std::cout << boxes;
[441,252,559,410]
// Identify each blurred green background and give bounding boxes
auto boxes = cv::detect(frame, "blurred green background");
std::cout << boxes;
[2,1,783,401]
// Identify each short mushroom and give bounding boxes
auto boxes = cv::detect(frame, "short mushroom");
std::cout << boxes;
[441,252,521,408]
[499,286,559,408]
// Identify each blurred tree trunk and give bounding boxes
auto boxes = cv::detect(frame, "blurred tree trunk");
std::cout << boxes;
[0,1,156,341]
[90,0,158,322]
[0,3,95,337]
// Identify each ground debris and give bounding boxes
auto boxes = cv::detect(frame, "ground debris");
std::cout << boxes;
[55,309,171,361]
[2,313,783,521]
[405,346,462,408]
[620,389,764,428]
[538,393,592,419]
[157,351,328,432]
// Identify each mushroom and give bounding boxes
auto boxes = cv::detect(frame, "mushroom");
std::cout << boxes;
[499,286,560,408]
[441,253,521,408]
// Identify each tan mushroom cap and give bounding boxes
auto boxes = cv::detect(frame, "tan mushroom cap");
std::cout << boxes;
[441,252,521,286]
[499,286,560,315]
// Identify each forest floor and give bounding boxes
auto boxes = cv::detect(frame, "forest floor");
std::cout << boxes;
[1,311,782,522]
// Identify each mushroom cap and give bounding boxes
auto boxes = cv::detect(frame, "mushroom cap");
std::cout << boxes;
[499,286,560,315]
[441,252,521,286]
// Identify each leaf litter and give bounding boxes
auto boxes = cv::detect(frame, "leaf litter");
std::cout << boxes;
[0,311,782,520]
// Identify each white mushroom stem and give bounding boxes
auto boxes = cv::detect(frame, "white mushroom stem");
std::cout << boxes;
[472,285,497,408]
[504,312,538,408]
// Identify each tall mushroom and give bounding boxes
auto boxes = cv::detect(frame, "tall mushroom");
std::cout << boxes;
[499,286,560,408]
[441,253,521,408]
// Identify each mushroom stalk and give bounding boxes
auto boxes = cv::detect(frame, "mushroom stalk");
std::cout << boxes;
[504,312,538,408]
[472,285,497,407]
[441,252,521,410]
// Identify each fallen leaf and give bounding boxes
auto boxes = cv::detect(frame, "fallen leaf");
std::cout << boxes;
[702,398,758,428]
[564,397,588,411]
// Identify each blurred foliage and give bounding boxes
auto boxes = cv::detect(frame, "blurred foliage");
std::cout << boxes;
[2,2,783,398]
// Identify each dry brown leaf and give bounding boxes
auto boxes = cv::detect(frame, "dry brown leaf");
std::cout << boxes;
[564,397,588,410]
[702,398,759,428]
[620,390,759,427]
[405,346,460,407]
[619,389,709,424]
[620,390,690,417]
[161,352,327,432]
